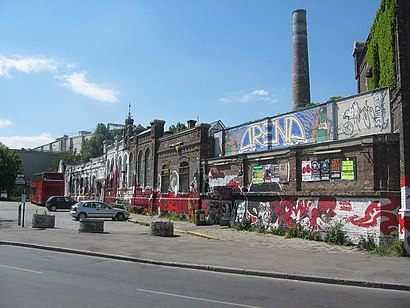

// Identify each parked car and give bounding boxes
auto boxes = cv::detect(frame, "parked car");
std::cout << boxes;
[46,196,77,211]
[70,201,130,221]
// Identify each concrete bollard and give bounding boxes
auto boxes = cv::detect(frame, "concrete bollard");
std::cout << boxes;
[150,221,174,237]
[32,212,55,228]
[78,219,104,233]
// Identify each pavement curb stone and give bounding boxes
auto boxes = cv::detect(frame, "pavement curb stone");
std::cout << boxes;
[1,240,410,292]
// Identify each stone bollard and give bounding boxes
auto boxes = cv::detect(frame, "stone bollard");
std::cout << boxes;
[78,219,104,233]
[32,212,55,228]
[150,221,174,237]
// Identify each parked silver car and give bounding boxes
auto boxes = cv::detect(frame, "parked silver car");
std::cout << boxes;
[70,201,130,221]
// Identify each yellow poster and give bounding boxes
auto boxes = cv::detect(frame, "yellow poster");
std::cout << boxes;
[341,158,355,180]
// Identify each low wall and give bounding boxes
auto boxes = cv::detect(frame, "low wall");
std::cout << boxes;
[232,195,400,244]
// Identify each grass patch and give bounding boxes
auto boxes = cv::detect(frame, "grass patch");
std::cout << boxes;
[324,220,351,246]
[358,232,407,257]
[159,211,193,223]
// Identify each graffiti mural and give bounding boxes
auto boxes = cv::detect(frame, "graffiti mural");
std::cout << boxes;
[207,169,240,191]
[336,88,391,139]
[224,103,334,156]
[399,175,410,253]
[234,196,399,244]
[202,199,233,225]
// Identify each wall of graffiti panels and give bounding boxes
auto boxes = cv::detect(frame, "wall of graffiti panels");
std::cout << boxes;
[220,88,391,157]
[223,103,334,156]
[234,196,399,244]
[336,88,391,140]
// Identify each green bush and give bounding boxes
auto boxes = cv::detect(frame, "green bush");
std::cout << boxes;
[270,226,286,236]
[373,240,407,257]
[359,232,407,257]
[284,225,322,241]
[234,217,253,231]
[324,220,351,245]
[366,0,396,90]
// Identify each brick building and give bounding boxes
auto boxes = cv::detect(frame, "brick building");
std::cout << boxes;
[64,0,409,251]
[352,0,410,252]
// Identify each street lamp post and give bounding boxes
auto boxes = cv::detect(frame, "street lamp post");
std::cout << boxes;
[15,175,27,227]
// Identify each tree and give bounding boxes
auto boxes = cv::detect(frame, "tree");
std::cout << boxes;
[79,123,112,163]
[0,142,23,195]
[168,122,187,133]
[48,151,80,172]
[78,123,124,163]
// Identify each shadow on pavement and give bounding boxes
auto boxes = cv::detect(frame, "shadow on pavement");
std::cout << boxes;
[0,219,15,229]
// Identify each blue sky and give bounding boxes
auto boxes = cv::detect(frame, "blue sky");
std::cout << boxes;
[0,0,380,149]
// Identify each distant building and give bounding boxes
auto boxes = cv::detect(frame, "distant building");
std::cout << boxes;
[15,149,57,181]
[32,131,92,154]
[32,123,125,154]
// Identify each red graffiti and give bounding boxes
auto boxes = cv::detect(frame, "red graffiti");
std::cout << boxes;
[398,213,410,249]
[401,175,410,188]
[156,192,199,218]
[380,197,400,235]
[348,201,381,228]
[381,212,399,234]
[271,197,299,229]
[227,179,241,192]
[398,212,410,234]
[340,205,352,211]
[208,169,226,179]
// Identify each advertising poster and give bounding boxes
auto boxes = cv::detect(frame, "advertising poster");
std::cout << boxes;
[279,163,290,183]
[320,159,330,181]
[252,165,264,184]
[302,161,312,182]
[330,158,341,180]
[311,160,321,181]
[341,158,355,180]
[263,164,279,183]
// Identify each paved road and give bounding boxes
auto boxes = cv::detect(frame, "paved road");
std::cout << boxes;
[1,246,410,308]
[2,200,410,292]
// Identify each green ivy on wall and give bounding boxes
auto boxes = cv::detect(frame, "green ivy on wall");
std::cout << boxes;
[366,0,396,91]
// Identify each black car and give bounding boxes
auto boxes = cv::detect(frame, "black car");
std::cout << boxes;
[46,196,77,211]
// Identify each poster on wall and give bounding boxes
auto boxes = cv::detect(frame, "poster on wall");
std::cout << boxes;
[320,159,330,181]
[330,158,341,180]
[252,165,264,184]
[311,160,321,181]
[341,158,355,180]
[279,163,290,183]
[263,164,279,182]
[302,161,312,182]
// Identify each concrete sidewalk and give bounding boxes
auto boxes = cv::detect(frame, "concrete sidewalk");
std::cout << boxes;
[1,213,410,291]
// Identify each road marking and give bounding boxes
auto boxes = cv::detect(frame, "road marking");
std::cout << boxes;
[136,288,260,308]
[0,264,43,274]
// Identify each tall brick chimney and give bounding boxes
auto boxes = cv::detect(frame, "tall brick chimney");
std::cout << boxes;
[292,9,311,110]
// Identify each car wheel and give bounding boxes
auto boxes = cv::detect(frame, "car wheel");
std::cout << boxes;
[51,205,57,212]
[78,212,87,220]
[115,213,125,221]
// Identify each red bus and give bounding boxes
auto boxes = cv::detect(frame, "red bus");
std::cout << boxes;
[29,172,65,205]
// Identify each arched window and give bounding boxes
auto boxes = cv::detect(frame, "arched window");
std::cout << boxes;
[129,153,134,186]
[161,165,170,193]
[123,154,128,187]
[117,156,122,188]
[144,149,151,187]
[137,151,142,186]
[91,175,96,194]
[179,162,189,193]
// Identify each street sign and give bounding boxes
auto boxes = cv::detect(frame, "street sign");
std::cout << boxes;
[15,175,26,186]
